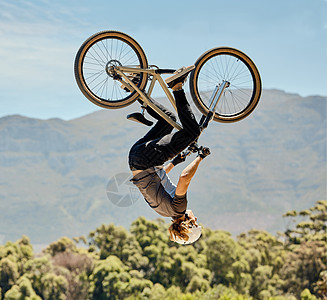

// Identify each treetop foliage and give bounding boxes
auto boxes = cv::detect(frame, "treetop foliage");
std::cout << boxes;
[0,201,326,299]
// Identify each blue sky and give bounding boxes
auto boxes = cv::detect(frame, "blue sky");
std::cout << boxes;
[0,0,326,120]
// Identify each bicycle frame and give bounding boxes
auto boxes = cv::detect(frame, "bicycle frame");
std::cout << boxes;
[115,66,183,130]
[114,66,229,132]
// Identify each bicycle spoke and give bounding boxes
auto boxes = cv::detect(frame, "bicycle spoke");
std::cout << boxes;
[75,31,148,109]
[196,52,255,116]
[86,70,106,86]
[80,36,144,102]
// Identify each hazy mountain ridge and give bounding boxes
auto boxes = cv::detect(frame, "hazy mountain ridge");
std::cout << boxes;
[0,89,326,245]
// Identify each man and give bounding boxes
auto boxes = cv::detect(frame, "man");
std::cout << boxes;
[128,66,210,244]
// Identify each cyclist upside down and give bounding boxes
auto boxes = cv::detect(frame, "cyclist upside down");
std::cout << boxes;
[128,66,210,244]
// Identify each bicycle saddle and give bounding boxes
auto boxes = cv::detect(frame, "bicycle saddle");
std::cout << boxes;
[127,112,153,126]
[155,68,176,74]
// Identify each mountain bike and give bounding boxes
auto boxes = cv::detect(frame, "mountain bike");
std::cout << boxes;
[74,30,262,135]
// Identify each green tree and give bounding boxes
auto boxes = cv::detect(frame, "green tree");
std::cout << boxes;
[313,270,327,299]
[300,288,317,300]
[130,217,172,284]
[281,200,327,298]
[206,231,245,286]
[88,223,148,271]
[186,275,210,293]
[3,276,41,300]
[52,251,93,300]
[0,258,19,297]
[142,283,166,300]
[195,284,253,300]
[131,217,212,293]
[237,230,285,297]
[127,270,153,299]
[24,256,67,300]
[281,241,327,298]
[88,255,129,299]
[1,201,325,300]
[89,255,152,299]
[0,236,34,298]
[44,237,78,257]
[283,200,327,245]
[130,217,169,249]
[238,230,285,269]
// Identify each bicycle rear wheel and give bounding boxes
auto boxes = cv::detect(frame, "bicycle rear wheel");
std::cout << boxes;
[74,31,148,109]
[190,47,261,122]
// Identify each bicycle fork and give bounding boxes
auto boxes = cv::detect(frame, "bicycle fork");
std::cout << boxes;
[182,80,230,158]
[199,80,230,130]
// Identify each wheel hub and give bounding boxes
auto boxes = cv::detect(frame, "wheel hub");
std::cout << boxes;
[106,59,122,77]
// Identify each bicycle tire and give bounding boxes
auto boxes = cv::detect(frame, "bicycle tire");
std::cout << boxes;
[74,31,148,109]
[189,47,262,123]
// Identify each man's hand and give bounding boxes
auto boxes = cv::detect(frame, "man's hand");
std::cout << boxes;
[197,146,210,159]
[186,210,198,227]
[172,153,186,166]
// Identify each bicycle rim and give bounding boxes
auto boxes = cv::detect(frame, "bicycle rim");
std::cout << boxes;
[75,31,148,109]
[190,47,261,122]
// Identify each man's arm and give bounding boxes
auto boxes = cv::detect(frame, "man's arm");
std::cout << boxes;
[175,147,210,196]
[164,153,186,174]
[175,156,202,196]
[163,162,174,174]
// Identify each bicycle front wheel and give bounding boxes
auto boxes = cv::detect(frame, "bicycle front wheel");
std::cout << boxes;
[190,47,262,123]
[74,31,148,109]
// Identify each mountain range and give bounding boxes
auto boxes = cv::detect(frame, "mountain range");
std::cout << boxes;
[0,89,326,247]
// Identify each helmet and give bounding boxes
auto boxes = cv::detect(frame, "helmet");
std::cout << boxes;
[174,225,202,245]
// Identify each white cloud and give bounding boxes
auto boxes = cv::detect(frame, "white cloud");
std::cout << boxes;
[0,1,87,88]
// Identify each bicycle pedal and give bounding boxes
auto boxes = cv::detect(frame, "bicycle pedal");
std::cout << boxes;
[127,112,153,126]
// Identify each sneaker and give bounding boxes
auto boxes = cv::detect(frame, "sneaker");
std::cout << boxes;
[165,65,195,88]
[127,112,153,126]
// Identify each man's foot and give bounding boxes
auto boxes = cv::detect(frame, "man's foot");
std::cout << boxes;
[197,146,210,159]
[165,65,195,89]
[127,112,153,126]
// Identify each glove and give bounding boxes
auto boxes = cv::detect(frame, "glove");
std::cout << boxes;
[172,153,186,166]
[197,146,210,159]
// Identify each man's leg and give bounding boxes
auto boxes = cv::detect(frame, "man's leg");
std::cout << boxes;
[130,67,200,168]
[138,67,197,146]
[173,88,200,138]
[134,98,176,146]
[154,88,200,160]
[129,98,177,170]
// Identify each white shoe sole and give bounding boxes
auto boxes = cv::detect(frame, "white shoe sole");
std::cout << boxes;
[165,65,195,85]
